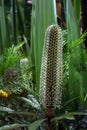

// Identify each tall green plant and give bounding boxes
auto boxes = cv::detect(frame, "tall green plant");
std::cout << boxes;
[31,0,57,95]
[66,0,82,107]
[0,0,10,53]
[63,0,87,108]
[11,0,17,44]
[73,0,81,24]
[0,0,30,55]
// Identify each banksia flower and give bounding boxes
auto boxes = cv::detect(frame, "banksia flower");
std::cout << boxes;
[39,25,62,108]
[0,90,9,98]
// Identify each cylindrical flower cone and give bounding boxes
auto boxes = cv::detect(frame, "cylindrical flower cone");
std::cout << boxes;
[39,25,63,108]
[39,25,63,130]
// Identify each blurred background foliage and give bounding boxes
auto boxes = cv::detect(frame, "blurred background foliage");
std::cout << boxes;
[0,0,31,55]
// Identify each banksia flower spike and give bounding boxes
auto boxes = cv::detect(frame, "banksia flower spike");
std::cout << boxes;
[39,25,63,130]
[39,25,63,108]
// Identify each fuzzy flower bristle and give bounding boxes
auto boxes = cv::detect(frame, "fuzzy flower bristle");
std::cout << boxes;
[39,25,62,108]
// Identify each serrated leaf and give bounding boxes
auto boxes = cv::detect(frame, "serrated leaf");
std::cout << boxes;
[0,124,27,130]
[0,106,14,112]
[65,116,75,120]
[19,96,40,110]
[52,115,75,121]
[28,119,45,130]
[10,111,37,117]
[0,106,37,117]
[14,41,25,51]
[70,32,87,49]
[52,112,87,121]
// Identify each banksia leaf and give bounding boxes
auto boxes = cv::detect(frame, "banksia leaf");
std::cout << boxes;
[39,25,62,108]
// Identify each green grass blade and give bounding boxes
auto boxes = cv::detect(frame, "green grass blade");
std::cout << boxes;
[28,119,45,130]
[74,0,81,23]
[0,0,11,54]
[11,0,17,44]
[0,2,7,53]
[31,0,57,95]
[0,124,27,130]
[66,0,80,42]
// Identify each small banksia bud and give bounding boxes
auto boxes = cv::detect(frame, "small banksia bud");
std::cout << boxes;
[39,25,62,108]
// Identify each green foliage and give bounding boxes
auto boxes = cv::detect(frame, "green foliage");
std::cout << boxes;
[63,33,87,110]
[0,0,30,55]
[0,42,24,77]
[0,94,45,129]
[19,95,40,110]
[11,0,17,44]
[28,119,45,130]
[70,32,87,49]
[1,97,87,130]
[0,0,10,53]
[31,0,57,95]
[0,124,27,130]
[0,42,33,96]
[73,0,81,23]
[52,112,87,121]
[62,0,87,109]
